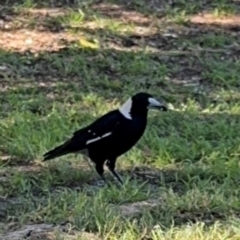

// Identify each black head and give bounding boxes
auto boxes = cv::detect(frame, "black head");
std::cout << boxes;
[119,92,167,119]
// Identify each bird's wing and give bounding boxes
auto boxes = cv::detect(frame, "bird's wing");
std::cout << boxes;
[43,110,123,160]
[72,110,122,146]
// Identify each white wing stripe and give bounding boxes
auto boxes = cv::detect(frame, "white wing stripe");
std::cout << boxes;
[87,137,101,144]
[102,132,111,138]
[86,132,112,145]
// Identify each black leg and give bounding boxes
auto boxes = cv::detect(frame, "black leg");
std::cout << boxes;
[95,163,107,183]
[106,159,123,185]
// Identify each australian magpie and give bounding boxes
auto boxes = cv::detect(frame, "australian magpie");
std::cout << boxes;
[43,92,168,184]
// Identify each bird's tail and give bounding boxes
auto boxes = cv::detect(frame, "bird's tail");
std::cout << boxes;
[43,140,71,161]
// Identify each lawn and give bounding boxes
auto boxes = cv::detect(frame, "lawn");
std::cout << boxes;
[0,0,240,239]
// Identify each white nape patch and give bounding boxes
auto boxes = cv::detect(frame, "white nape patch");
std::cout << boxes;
[86,132,112,145]
[148,97,161,107]
[119,98,132,119]
[88,130,91,133]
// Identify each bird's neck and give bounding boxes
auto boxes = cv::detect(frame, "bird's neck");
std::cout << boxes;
[119,98,148,119]
[131,107,148,118]
[119,98,133,120]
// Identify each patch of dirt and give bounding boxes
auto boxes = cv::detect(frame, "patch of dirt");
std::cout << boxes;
[0,1,239,58]
[190,13,240,28]
[115,197,229,226]
[173,209,227,226]
[115,198,163,217]
[91,3,152,25]
[0,29,77,52]
[0,7,66,32]
[0,224,101,240]
[26,8,67,17]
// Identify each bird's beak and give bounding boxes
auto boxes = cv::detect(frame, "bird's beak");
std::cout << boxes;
[148,98,168,111]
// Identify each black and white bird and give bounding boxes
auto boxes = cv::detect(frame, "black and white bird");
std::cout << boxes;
[43,92,168,184]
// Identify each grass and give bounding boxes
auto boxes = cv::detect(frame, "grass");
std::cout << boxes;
[0,0,240,239]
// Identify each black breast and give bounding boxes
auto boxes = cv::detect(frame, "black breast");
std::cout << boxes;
[88,116,147,160]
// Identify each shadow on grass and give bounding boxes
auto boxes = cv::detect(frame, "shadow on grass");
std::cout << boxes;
[0,0,240,232]
[0,105,240,231]
[1,161,240,229]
